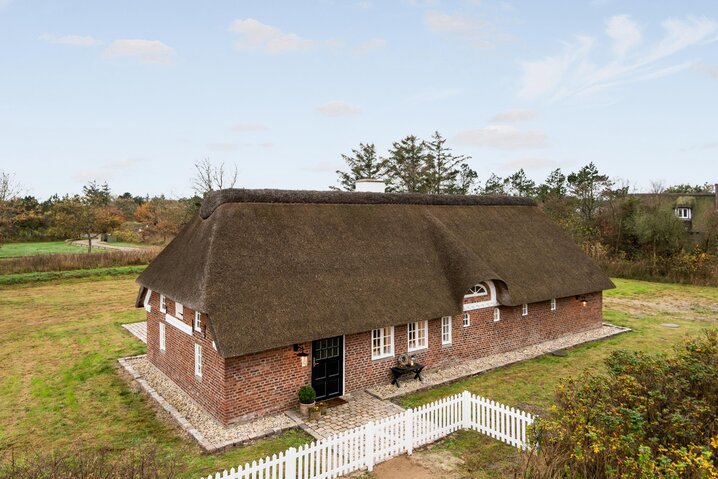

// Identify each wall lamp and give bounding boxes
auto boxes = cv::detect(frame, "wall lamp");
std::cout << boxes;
[293,344,309,367]
[575,295,588,307]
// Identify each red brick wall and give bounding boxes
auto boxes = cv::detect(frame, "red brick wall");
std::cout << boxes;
[145,292,226,421]
[345,292,602,391]
[223,343,312,423]
[145,289,603,424]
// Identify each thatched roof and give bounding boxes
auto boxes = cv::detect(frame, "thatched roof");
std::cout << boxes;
[136,188,614,358]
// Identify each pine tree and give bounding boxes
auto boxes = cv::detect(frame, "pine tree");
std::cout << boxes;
[537,168,567,201]
[384,135,430,193]
[332,143,385,191]
[504,169,536,197]
[482,173,506,195]
[423,131,475,194]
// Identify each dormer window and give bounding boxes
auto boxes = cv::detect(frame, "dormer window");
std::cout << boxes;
[466,284,488,297]
[675,207,692,220]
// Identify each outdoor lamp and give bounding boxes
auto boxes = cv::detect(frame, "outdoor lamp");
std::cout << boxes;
[294,344,309,367]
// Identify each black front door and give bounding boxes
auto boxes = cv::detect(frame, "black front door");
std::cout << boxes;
[312,336,343,401]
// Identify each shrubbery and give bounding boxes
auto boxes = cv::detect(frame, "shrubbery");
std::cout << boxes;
[0,444,183,479]
[522,330,718,479]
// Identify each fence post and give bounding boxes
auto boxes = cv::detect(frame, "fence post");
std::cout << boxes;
[285,447,296,479]
[405,408,414,455]
[365,421,375,472]
[462,391,471,430]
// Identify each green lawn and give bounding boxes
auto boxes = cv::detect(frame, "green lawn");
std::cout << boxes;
[0,276,311,478]
[0,241,87,258]
[0,276,715,479]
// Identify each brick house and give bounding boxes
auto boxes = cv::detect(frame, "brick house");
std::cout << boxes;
[135,187,614,424]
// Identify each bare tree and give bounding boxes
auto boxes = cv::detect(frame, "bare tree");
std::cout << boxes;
[0,170,22,203]
[192,158,238,197]
[0,170,23,247]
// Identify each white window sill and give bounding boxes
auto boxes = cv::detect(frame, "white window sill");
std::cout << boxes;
[372,353,394,361]
[407,346,428,353]
[441,341,452,347]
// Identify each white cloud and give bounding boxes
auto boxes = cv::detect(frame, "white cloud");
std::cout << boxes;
[695,63,718,79]
[207,143,237,152]
[353,37,386,55]
[455,125,547,149]
[229,18,316,54]
[606,15,641,56]
[425,10,473,33]
[317,101,361,117]
[74,159,138,182]
[518,16,717,101]
[424,10,495,48]
[104,39,175,64]
[40,33,103,46]
[232,123,268,133]
[491,108,537,122]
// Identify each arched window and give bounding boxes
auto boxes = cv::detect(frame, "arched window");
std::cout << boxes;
[466,284,488,297]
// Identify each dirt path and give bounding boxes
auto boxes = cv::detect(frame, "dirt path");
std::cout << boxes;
[364,450,465,479]
[71,239,144,252]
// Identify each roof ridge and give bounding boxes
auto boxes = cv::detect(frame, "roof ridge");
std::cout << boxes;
[199,188,536,219]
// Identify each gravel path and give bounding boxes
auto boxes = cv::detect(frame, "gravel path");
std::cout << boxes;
[367,324,630,400]
[122,356,299,451]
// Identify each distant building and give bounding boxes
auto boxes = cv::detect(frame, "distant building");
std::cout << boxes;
[632,184,718,235]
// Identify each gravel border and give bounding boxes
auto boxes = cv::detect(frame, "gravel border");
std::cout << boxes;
[118,355,302,452]
[367,323,631,400]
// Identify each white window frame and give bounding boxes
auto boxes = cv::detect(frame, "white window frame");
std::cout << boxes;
[371,326,394,360]
[159,294,167,313]
[462,312,470,327]
[441,316,452,345]
[407,321,428,352]
[194,343,202,377]
[550,298,557,311]
[493,308,501,322]
[522,304,528,316]
[675,207,692,220]
[176,302,183,320]
[465,284,488,298]
[159,322,166,351]
[194,311,202,332]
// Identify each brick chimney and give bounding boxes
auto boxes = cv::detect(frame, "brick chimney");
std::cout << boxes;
[354,179,386,193]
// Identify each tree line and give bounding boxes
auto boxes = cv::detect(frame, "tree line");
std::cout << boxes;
[332,133,718,264]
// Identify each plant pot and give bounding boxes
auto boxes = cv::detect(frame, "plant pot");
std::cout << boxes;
[299,401,314,417]
[309,409,322,421]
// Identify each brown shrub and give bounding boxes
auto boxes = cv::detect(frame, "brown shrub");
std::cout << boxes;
[0,444,184,479]
[0,248,160,275]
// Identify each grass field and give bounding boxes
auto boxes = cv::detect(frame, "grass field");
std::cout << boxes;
[0,276,716,478]
[0,241,86,258]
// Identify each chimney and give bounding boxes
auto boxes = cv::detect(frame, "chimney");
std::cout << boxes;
[354,179,386,193]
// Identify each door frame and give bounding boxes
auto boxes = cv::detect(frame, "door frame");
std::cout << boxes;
[311,335,345,400]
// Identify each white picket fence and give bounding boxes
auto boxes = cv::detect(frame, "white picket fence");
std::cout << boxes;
[202,391,534,479]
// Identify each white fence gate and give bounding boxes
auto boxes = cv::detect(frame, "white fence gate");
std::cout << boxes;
[202,391,534,479]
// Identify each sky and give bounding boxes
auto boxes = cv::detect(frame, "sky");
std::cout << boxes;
[1,0,717,200]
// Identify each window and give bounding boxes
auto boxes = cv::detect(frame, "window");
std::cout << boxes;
[372,327,394,360]
[675,207,692,220]
[522,304,528,316]
[194,343,202,377]
[441,316,452,345]
[550,298,557,311]
[176,302,184,319]
[159,322,166,351]
[463,312,470,327]
[466,284,488,297]
[407,321,428,351]
[194,311,201,331]
[493,308,501,322]
[159,294,167,313]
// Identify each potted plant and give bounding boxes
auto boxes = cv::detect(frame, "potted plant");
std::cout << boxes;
[309,404,322,421]
[298,385,316,417]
